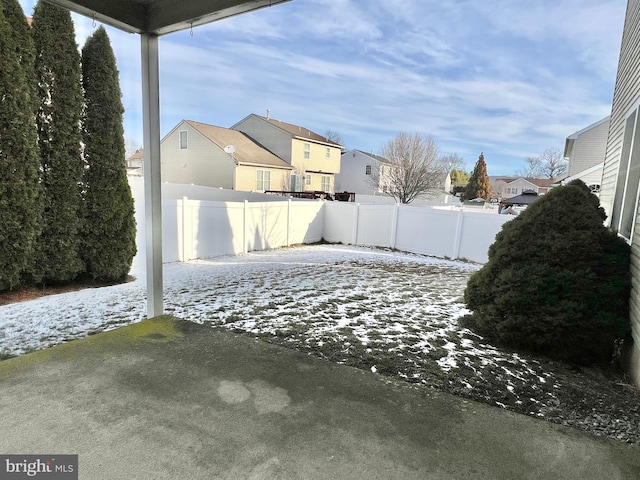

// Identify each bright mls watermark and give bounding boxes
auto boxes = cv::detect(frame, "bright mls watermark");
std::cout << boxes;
[0,455,77,479]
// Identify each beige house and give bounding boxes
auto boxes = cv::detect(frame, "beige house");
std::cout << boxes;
[161,120,292,192]
[558,116,610,191]
[232,114,342,193]
[600,0,640,386]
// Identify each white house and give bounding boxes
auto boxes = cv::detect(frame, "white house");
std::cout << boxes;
[599,0,640,386]
[335,149,394,195]
[559,116,610,191]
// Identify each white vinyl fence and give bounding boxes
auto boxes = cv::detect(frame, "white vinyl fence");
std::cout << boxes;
[323,203,511,263]
[160,198,325,262]
[145,196,511,265]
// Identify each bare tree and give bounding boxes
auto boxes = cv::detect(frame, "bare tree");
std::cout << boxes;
[518,147,567,179]
[438,153,466,173]
[325,130,345,151]
[369,132,445,204]
[517,156,544,178]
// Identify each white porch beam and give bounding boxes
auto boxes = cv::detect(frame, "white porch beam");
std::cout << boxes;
[141,33,164,317]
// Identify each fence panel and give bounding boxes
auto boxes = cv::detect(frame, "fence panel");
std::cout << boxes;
[356,204,395,247]
[394,207,461,258]
[323,202,357,244]
[289,201,324,244]
[457,211,510,263]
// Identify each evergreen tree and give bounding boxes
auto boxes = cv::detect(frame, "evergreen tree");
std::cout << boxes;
[463,180,630,365]
[0,3,41,290]
[81,26,136,281]
[32,1,85,283]
[464,152,491,200]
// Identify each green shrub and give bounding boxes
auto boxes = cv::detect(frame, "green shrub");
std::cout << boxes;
[463,180,630,365]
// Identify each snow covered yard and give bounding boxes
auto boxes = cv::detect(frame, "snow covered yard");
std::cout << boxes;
[1,244,639,443]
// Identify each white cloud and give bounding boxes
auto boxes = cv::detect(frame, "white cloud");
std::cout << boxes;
[17,0,627,175]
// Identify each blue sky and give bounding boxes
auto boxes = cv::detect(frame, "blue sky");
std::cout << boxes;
[19,0,626,175]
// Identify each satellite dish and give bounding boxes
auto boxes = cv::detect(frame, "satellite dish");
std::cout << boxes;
[224,145,236,154]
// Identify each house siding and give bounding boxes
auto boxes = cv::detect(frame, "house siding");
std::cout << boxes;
[235,166,290,192]
[602,0,640,218]
[161,122,235,188]
[233,116,293,164]
[233,115,341,193]
[566,118,610,177]
[601,0,640,386]
[336,150,377,194]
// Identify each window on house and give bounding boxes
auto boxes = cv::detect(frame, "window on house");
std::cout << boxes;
[256,170,271,191]
[290,174,303,192]
[365,165,372,175]
[304,143,311,159]
[306,175,312,186]
[321,175,331,192]
[179,130,188,150]
[611,108,640,239]
[326,147,331,159]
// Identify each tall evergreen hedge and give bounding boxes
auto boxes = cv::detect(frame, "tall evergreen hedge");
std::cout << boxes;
[0,3,42,291]
[463,180,630,365]
[32,1,85,283]
[81,27,136,281]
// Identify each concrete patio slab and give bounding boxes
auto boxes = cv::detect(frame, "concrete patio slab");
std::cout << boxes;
[0,317,638,479]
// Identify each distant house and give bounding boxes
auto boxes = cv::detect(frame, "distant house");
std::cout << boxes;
[232,114,342,194]
[126,148,144,176]
[161,120,293,192]
[336,150,395,195]
[490,177,554,199]
[599,0,640,386]
[557,116,610,192]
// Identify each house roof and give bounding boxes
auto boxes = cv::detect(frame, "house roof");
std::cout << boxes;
[127,148,144,161]
[180,120,293,170]
[501,191,540,206]
[235,114,342,148]
[342,149,393,165]
[491,176,554,188]
[44,0,291,36]
[558,162,604,185]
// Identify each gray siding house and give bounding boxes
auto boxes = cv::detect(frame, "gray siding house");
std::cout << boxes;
[560,116,610,190]
[600,0,640,386]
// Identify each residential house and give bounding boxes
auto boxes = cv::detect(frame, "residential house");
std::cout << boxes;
[232,114,342,194]
[336,149,394,195]
[558,116,610,192]
[600,0,640,386]
[126,148,144,176]
[490,177,554,200]
[161,120,293,192]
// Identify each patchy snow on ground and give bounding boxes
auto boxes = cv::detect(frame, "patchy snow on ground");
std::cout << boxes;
[0,245,558,412]
[3,244,640,444]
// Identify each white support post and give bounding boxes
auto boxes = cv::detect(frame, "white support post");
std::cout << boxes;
[243,200,249,254]
[353,203,360,246]
[452,208,464,260]
[286,198,292,247]
[390,203,399,249]
[141,34,163,318]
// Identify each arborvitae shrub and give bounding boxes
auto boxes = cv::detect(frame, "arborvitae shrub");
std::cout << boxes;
[0,3,42,291]
[81,27,136,281]
[463,180,630,365]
